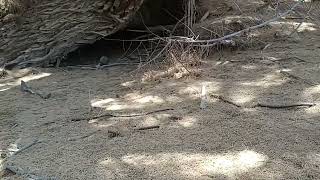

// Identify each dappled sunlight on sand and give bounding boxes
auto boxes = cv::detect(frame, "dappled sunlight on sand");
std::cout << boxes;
[270,21,317,32]
[121,80,136,87]
[98,158,127,179]
[90,98,138,110]
[90,92,165,111]
[225,86,256,105]
[165,95,184,103]
[232,70,288,106]
[178,81,221,99]
[0,72,51,92]
[304,104,320,115]
[91,81,222,111]
[98,150,267,179]
[91,112,198,130]
[142,116,160,126]
[241,65,258,70]
[240,71,287,88]
[177,116,197,128]
[303,85,320,115]
[307,153,320,166]
[128,94,164,104]
[305,85,320,95]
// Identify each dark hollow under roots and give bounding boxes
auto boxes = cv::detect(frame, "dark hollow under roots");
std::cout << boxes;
[62,0,185,67]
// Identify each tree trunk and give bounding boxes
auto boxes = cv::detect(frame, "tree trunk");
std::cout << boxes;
[0,0,145,68]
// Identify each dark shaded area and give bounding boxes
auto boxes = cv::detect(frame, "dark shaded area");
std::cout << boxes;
[62,31,147,66]
[63,0,184,66]
[128,0,185,28]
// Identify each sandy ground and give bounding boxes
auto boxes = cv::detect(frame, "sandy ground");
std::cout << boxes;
[1,27,320,180]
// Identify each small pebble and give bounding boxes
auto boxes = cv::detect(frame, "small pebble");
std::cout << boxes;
[99,56,110,65]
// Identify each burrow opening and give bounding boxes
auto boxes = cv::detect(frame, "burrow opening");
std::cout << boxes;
[62,0,185,67]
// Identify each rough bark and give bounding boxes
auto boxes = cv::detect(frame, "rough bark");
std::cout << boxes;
[0,0,145,68]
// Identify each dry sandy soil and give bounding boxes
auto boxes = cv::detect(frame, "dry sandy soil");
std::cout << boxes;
[1,19,320,180]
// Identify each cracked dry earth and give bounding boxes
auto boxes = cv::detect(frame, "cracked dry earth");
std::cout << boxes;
[1,31,320,179]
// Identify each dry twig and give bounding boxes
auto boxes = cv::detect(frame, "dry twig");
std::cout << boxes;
[135,125,160,131]
[255,103,315,109]
[210,93,315,109]
[71,108,174,122]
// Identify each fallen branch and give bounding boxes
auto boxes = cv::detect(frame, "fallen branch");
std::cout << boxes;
[210,93,316,109]
[71,108,174,122]
[135,125,160,131]
[255,103,315,109]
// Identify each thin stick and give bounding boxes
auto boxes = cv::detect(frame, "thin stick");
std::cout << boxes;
[256,103,315,109]
[71,108,174,122]
[135,125,160,131]
[13,140,40,156]
[68,130,101,141]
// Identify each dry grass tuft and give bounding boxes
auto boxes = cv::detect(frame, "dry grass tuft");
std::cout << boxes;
[141,43,205,82]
